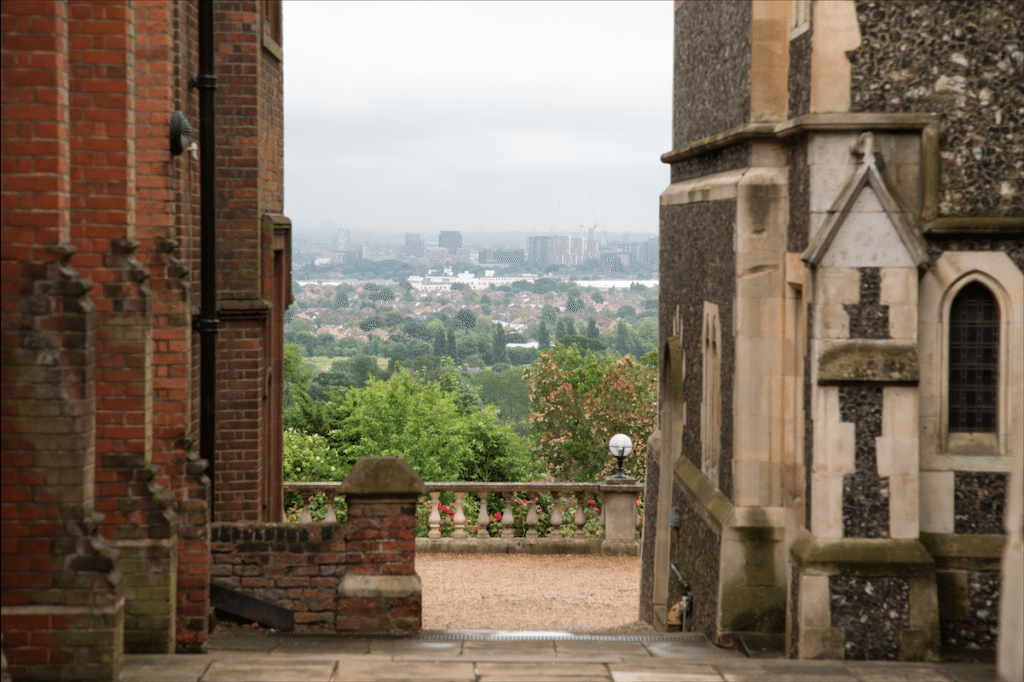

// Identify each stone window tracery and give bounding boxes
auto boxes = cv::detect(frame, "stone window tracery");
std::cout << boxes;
[701,302,721,487]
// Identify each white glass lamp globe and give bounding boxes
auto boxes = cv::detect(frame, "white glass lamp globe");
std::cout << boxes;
[609,433,633,458]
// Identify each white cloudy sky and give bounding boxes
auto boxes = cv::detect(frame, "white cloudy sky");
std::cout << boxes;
[283,1,672,245]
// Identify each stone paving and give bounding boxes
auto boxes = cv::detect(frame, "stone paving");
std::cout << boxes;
[122,630,998,682]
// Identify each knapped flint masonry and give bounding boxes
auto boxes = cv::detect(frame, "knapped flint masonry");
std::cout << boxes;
[642,2,1022,675]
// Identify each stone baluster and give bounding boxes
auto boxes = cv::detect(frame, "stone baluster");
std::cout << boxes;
[453,491,466,538]
[476,491,490,538]
[300,494,312,523]
[550,492,563,537]
[501,491,514,538]
[325,492,337,523]
[428,491,442,538]
[573,491,587,538]
[525,491,539,539]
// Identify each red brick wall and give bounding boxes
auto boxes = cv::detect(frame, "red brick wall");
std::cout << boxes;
[210,498,421,634]
[211,523,345,629]
[214,315,267,522]
[1,2,125,678]
[2,0,290,667]
[338,499,421,633]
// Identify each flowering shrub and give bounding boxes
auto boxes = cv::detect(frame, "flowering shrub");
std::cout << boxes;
[415,494,482,538]
[285,492,348,524]
[523,345,655,481]
[283,428,352,523]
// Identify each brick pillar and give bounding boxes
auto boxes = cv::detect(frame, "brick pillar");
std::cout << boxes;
[336,458,425,634]
[1,2,124,678]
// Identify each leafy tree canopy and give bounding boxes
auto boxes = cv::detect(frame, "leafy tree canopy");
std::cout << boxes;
[523,344,655,481]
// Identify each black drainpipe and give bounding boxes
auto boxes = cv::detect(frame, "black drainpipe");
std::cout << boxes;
[192,0,218,517]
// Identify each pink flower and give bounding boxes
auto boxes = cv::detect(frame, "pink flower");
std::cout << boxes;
[493,512,501,519]
[587,499,596,506]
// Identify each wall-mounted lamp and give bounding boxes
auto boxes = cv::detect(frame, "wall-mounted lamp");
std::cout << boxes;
[170,111,194,156]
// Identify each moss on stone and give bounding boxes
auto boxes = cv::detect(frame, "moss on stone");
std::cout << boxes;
[338,457,425,496]
[789,529,934,577]
[818,342,919,384]
[720,579,787,633]
[673,456,733,533]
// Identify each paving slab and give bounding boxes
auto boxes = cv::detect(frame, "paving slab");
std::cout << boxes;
[555,640,652,658]
[370,639,464,657]
[611,672,723,682]
[646,641,741,659]
[460,639,559,660]
[121,656,212,682]
[845,661,996,682]
[931,662,998,682]
[318,659,477,681]
[272,637,372,654]
[200,661,337,682]
[475,661,612,681]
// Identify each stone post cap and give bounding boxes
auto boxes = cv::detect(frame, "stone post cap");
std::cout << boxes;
[600,477,643,490]
[339,457,426,497]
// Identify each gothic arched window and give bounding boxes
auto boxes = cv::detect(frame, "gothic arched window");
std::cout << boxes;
[948,282,998,433]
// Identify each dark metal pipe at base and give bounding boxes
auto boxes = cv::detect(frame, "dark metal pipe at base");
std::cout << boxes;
[194,0,218,517]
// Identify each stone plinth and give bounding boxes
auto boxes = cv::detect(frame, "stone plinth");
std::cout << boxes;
[601,478,643,556]
[337,458,426,634]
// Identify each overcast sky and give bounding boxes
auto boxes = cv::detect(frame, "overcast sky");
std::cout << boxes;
[283,1,672,245]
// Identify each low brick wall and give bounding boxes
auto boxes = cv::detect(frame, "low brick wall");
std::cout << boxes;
[210,523,345,629]
[209,457,425,635]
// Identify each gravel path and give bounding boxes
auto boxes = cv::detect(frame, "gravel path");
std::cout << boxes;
[417,553,651,633]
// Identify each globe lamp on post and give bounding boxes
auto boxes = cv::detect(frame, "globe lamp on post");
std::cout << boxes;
[608,433,633,479]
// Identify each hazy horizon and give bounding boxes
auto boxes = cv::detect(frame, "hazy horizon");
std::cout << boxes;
[284,2,673,243]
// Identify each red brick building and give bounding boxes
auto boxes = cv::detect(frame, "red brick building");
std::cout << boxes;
[1,0,290,677]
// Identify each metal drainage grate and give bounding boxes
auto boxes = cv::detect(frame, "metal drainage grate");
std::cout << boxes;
[275,631,709,644]
[411,632,709,644]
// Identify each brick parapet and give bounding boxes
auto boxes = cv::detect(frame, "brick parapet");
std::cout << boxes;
[211,523,346,630]
[208,491,421,634]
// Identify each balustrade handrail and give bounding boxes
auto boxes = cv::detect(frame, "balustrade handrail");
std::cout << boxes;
[283,479,643,543]
[284,477,638,540]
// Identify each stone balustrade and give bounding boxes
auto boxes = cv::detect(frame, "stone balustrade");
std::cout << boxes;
[283,478,644,556]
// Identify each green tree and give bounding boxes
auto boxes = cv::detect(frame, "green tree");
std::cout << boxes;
[541,304,558,326]
[590,290,604,304]
[586,317,600,340]
[491,324,508,364]
[283,343,313,410]
[537,320,550,349]
[291,318,314,334]
[363,283,395,302]
[615,320,631,356]
[616,305,636,320]
[446,331,458,362]
[455,308,476,330]
[523,345,655,481]
[560,335,607,355]
[434,329,446,357]
[286,367,536,485]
